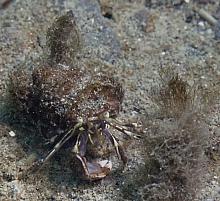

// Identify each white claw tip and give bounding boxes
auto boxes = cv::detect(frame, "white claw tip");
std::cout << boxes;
[98,160,112,170]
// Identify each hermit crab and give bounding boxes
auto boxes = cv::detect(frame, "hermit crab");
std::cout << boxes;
[8,11,140,180]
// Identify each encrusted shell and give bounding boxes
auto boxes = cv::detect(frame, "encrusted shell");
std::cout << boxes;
[9,64,124,136]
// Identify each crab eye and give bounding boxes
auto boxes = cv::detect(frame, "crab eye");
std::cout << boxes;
[104,111,110,118]
[77,117,83,123]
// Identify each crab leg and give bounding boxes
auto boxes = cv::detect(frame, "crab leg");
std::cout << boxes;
[109,120,142,138]
[73,129,88,156]
[75,154,112,181]
[79,131,88,156]
[36,121,83,170]
[88,112,141,138]
[101,125,127,164]
[74,129,112,181]
[99,112,142,139]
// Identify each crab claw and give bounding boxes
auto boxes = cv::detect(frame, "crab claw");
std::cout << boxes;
[76,154,112,181]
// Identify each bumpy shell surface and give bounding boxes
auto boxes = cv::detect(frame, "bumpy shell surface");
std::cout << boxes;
[46,11,81,65]
[10,65,124,134]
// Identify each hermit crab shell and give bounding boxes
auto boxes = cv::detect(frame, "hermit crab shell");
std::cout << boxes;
[10,64,124,134]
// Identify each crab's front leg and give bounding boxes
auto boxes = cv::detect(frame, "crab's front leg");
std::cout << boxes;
[101,122,128,165]
[73,128,113,181]
[75,154,112,181]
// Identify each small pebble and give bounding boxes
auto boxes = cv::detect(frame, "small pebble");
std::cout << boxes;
[198,21,205,27]
[8,131,16,137]
[206,28,213,34]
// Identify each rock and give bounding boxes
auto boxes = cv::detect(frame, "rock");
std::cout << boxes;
[8,130,16,137]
